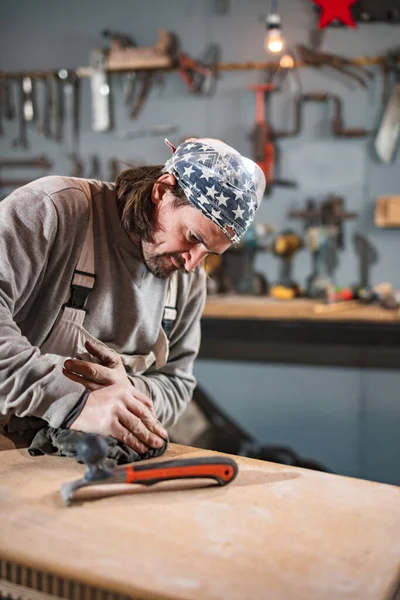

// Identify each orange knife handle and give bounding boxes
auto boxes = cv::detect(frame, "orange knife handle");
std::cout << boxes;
[124,456,238,487]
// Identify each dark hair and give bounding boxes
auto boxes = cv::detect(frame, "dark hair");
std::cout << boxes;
[115,165,190,242]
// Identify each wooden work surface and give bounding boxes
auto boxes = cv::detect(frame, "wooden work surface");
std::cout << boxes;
[0,444,399,600]
[203,295,400,322]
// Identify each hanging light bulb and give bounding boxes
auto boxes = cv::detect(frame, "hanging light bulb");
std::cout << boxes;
[280,53,294,69]
[264,12,284,54]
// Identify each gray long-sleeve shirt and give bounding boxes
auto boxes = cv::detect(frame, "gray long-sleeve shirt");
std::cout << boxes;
[0,176,206,429]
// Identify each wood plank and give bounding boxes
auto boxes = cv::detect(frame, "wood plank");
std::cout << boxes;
[203,296,400,322]
[0,445,399,600]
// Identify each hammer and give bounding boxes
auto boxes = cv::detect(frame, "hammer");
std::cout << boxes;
[59,434,238,506]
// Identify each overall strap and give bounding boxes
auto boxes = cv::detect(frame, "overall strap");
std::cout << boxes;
[63,181,95,312]
[162,271,178,338]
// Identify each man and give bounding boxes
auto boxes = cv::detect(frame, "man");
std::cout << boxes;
[0,138,265,454]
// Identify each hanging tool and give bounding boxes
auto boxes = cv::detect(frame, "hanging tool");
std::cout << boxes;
[273,92,369,138]
[108,158,120,181]
[36,75,53,138]
[352,232,378,291]
[90,47,112,132]
[248,83,297,193]
[2,79,15,121]
[101,28,175,71]
[69,152,84,178]
[270,230,303,299]
[12,78,29,149]
[0,155,53,169]
[61,70,80,155]
[123,71,137,105]
[21,76,38,123]
[374,50,400,163]
[296,44,373,88]
[177,46,218,96]
[50,72,64,142]
[289,196,357,298]
[59,433,238,506]
[88,154,102,179]
[129,70,153,119]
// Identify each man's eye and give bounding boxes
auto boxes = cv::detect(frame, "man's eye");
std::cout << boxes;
[189,233,199,243]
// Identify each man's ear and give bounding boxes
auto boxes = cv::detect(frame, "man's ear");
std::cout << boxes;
[152,173,177,205]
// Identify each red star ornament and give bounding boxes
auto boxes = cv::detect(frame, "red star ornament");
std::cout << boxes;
[312,0,359,28]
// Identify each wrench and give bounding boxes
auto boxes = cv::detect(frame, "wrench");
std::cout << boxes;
[52,73,63,142]
[3,79,16,121]
[62,70,80,155]
[12,78,29,149]
[41,75,54,139]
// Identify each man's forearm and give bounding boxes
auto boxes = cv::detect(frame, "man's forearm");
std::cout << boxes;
[129,371,196,427]
[0,306,85,427]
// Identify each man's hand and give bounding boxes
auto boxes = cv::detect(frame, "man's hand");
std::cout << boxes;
[62,340,129,391]
[70,383,168,454]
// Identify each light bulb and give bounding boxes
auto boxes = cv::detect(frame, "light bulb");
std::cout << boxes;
[280,53,294,69]
[264,13,285,54]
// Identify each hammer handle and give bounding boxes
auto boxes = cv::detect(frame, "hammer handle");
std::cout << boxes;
[123,456,238,487]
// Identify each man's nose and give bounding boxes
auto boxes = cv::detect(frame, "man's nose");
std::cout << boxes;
[182,246,208,272]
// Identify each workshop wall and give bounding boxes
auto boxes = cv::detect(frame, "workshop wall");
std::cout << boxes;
[1,0,399,484]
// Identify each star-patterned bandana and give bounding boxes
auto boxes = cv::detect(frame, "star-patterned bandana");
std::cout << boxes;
[162,138,266,243]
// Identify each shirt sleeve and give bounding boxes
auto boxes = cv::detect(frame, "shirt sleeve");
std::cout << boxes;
[0,184,86,428]
[128,268,207,428]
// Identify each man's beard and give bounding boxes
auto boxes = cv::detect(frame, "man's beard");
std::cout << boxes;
[140,242,186,279]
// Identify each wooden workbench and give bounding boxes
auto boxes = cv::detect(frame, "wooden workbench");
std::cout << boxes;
[203,295,400,322]
[200,296,400,369]
[0,444,399,600]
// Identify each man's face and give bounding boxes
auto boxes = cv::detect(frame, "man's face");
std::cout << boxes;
[140,188,232,279]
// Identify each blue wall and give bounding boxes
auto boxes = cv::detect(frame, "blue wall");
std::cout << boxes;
[1,0,399,484]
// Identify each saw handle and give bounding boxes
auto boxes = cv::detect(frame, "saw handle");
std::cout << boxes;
[123,456,238,487]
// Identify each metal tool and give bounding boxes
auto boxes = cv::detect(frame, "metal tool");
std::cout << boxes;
[38,75,54,139]
[0,155,53,169]
[273,92,369,138]
[90,48,111,132]
[123,71,137,105]
[270,231,303,300]
[130,70,153,119]
[50,72,64,142]
[61,70,80,155]
[60,433,238,506]
[289,196,357,298]
[12,78,29,149]
[108,157,119,181]
[88,154,101,179]
[177,48,218,96]
[296,44,373,88]
[69,152,84,178]
[353,232,378,290]
[22,76,38,123]
[2,79,15,121]
[374,51,400,163]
